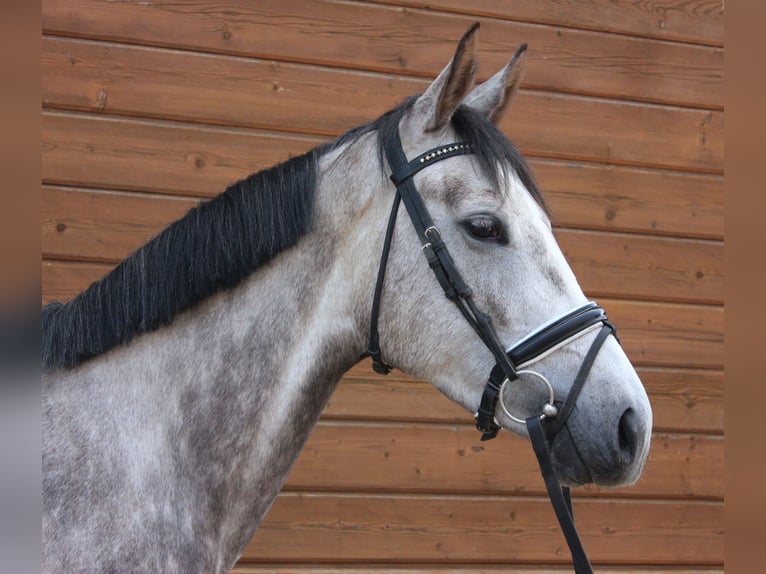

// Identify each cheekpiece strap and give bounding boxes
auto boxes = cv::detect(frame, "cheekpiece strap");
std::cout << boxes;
[367,135,475,375]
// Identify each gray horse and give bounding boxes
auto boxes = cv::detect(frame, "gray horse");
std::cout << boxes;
[42,25,651,573]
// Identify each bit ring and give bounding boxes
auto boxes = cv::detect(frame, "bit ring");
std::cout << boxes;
[498,369,557,424]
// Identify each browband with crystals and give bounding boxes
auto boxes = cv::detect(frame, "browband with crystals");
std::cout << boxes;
[389,143,473,186]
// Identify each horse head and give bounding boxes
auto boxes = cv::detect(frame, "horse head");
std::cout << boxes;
[364,24,651,488]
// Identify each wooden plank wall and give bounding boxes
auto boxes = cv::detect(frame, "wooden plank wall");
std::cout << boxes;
[41,0,724,571]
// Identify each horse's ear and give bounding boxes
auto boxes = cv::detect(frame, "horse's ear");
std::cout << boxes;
[413,23,479,132]
[463,43,527,124]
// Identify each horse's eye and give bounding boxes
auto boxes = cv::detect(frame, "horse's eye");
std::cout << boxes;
[464,217,502,240]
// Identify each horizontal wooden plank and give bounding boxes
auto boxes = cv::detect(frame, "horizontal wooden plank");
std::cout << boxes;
[558,230,722,305]
[535,160,723,240]
[41,36,412,139]
[373,0,724,46]
[41,188,723,304]
[332,362,724,434]
[245,493,723,563]
[42,38,723,172]
[42,187,198,262]
[635,367,724,432]
[42,112,319,196]
[41,0,723,108]
[605,299,722,369]
[512,91,721,173]
[286,422,722,499]
[233,567,724,574]
[42,260,107,304]
[41,260,723,370]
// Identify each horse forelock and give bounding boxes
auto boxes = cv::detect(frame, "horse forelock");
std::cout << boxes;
[449,105,549,216]
[359,96,547,213]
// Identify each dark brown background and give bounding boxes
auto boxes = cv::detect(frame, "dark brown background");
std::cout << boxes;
[40,1,724,571]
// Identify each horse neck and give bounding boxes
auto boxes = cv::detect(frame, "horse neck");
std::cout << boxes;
[129,138,381,566]
[43,134,387,572]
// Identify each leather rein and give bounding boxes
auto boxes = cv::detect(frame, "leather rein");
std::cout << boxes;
[366,129,618,574]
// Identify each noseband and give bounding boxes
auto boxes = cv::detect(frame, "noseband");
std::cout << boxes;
[367,129,618,574]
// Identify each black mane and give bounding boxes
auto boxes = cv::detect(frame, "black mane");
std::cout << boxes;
[42,97,545,371]
[42,149,320,371]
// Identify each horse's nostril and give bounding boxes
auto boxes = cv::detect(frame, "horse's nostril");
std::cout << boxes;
[618,408,639,462]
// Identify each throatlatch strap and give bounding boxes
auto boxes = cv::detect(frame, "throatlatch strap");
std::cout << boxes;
[527,415,593,574]
[367,192,402,374]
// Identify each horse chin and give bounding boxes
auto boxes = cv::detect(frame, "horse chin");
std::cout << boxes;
[548,425,594,487]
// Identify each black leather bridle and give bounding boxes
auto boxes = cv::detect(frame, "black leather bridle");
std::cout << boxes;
[366,128,619,574]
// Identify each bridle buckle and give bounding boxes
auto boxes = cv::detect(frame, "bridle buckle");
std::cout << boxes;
[423,225,441,242]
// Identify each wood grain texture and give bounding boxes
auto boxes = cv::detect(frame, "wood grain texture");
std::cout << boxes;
[244,493,723,563]
[534,160,723,240]
[41,0,723,108]
[373,0,724,46]
[42,187,198,262]
[41,36,412,137]
[41,188,722,304]
[42,260,107,304]
[284,423,722,499]
[42,38,723,172]
[503,91,721,173]
[42,112,320,196]
[557,230,722,305]
[605,298,722,369]
[618,367,723,432]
